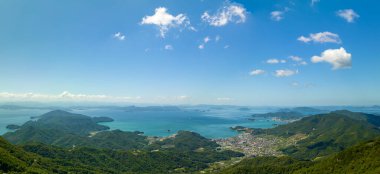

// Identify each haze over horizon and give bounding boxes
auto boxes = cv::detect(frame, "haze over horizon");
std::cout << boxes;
[1,0,379,106]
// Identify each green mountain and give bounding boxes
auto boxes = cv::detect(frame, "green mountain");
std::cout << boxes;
[1,130,243,173]
[1,110,243,173]
[148,131,220,151]
[252,110,380,159]
[220,137,380,174]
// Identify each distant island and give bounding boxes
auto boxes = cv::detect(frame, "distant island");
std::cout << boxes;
[251,111,305,122]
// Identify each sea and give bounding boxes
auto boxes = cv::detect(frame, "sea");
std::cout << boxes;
[1,105,379,139]
[0,106,281,139]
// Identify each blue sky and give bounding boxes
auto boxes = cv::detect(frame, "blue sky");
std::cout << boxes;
[0,0,379,106]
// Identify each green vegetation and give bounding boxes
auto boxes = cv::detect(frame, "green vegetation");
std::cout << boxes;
[220,137,380,174]
[1,109,380,173]
[148,131,220,151]
[0,130,243,173]
[1,110,243,173]
[252,110,380,159]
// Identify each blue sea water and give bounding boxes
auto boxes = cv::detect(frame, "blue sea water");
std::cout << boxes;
[73,107,281,139]
[0,109,51,135]
[0,107,281,138]
[3,106,377,138]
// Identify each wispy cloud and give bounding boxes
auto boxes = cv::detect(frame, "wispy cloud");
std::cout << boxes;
[164,44,173,50]
[298,32,341,44]
[113,32,126,41]
[337,9,359,23]
[202,2,247,27]
[199,36,211,49]
[249,69,265,76]
[270,7,290,21]
[289,56,308,66]
[266,59,286,64]
[270,11,284,21]
[274,69,298,77]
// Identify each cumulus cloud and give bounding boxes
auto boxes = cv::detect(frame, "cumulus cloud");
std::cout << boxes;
[113,32,126,41]
[275,69,298,77]
[249,69,265,76]
[0,91,141,102]
[141,7,191,38]
[270,11,284,21]
[311,47,352,70]
[298,32,341,44]
[337,9,359,23]
[267,59,286,64]
[164,44,173,50]
[201,2,247,27]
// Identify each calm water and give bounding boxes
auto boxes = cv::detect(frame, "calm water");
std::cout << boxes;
[0,109,51,135]
[74,108,281,138]
[0,107,281,138]
[2,106,380,138]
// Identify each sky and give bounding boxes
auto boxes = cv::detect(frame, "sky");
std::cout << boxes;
[0,0,379,106]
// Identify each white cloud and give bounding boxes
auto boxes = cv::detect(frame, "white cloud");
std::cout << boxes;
[204,36,211,43]
[199,36,211,49]
[270,11,284,21]
[202,3,247,27]
[267,58,286,64]
[141,7,191,38]
[249,69,265,76]
[164,44,173,50]
[113,32,126,41]
[298,32,341,44]
[298,36,311,43]
[290,56,308,66]
[337,9,359,23]
[275,69,298,77]
[0,91,141,102]
[311,47,352,70]
[290,56,302,62]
